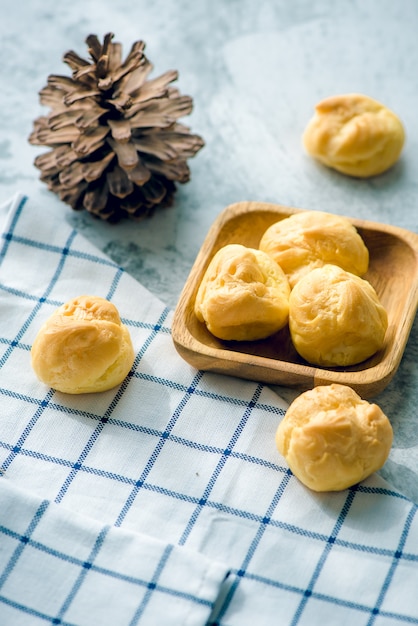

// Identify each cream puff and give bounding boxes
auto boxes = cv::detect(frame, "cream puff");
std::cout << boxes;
[194,243,290,341]
[276,383,393,491]
[259,210,369,289]
[31,295,135,394]
[303,93,405,177]
[288,264,387,366]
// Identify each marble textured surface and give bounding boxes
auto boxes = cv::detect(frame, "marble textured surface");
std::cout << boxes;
[1,0,417,501]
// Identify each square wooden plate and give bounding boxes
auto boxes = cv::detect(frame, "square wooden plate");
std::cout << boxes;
[171,202,418,398]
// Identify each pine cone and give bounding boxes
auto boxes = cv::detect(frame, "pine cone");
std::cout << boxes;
[29,33,204,222]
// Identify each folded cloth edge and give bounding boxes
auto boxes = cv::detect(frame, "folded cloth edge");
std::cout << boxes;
[0,476,230,626]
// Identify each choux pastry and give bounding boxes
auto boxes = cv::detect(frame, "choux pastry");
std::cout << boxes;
[276,384,393,492]
[194,243,290,341]
[289,264,388,367]
[303,93,405,178]
[259,210,369,289]
[31,295,135,394]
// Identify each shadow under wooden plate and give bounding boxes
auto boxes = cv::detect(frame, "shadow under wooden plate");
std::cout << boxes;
[171,201,418,398]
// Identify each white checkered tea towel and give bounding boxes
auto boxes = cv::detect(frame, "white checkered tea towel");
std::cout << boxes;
[0,193,417,626]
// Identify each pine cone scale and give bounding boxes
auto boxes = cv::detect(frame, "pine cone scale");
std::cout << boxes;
[107,137,139,170]
[107,42,123,73]
[118,61,153,98]
[59,182,88,208]
[107,166,134,198]
[39,126,80,145]
[72,125,109,156]
[56,148,80,168]
[107,119,132,143]
[86,34,104,62]
[84,181,109,213]
[62,51,90,72]
[59,162,86,188]
[64,89,101,106]
[133,135,178,161]
[39,87,68,111]
[127,161,151,185]
[83,153,115,182]
[128,69,178,101]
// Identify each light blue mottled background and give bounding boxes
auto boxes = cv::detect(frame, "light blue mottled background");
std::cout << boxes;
[1,0,417,500]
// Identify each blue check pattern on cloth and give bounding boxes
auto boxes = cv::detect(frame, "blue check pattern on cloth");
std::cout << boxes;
[0,193,418,626]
